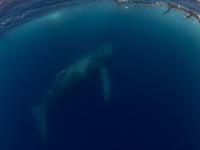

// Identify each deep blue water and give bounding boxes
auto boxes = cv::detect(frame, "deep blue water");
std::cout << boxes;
[1,1,200,150]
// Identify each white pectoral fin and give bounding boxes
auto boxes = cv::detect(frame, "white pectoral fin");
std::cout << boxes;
[100,67,111,102]
[31,106,47,141]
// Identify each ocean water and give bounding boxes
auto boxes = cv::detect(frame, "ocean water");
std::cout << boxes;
[1,1,200,150]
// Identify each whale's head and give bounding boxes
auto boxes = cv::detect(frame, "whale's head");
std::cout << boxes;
[96,44,113,60]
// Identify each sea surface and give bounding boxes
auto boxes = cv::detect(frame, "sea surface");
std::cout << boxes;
[1,0,200,150]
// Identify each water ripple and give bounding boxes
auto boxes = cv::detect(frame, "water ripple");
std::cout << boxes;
[0,0,199,35]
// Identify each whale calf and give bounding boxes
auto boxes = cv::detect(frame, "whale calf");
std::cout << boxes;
[32,45,113,141]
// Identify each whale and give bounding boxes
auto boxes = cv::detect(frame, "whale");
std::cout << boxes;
[31,45,113,141]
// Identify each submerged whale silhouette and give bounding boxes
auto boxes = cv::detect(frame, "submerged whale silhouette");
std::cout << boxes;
[32,45,113,141]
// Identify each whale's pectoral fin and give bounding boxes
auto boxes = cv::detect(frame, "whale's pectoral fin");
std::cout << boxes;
[56,69,68,79]
[31,106,46,141]
[100,67,111,102]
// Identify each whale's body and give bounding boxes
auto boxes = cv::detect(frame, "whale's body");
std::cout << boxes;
[32,45,113,141]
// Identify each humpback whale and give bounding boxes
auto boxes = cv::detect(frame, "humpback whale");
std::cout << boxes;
[32,45,113,141]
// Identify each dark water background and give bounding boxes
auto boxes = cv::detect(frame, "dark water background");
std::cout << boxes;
[1,1,200,150]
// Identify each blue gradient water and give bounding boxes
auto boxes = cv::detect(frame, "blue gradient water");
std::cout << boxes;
[1,1,200,150]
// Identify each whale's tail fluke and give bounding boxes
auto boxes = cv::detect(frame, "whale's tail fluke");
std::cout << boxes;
[31,106,46,141]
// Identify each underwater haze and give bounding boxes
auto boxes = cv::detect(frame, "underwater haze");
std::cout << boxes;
[1,0,200,150]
